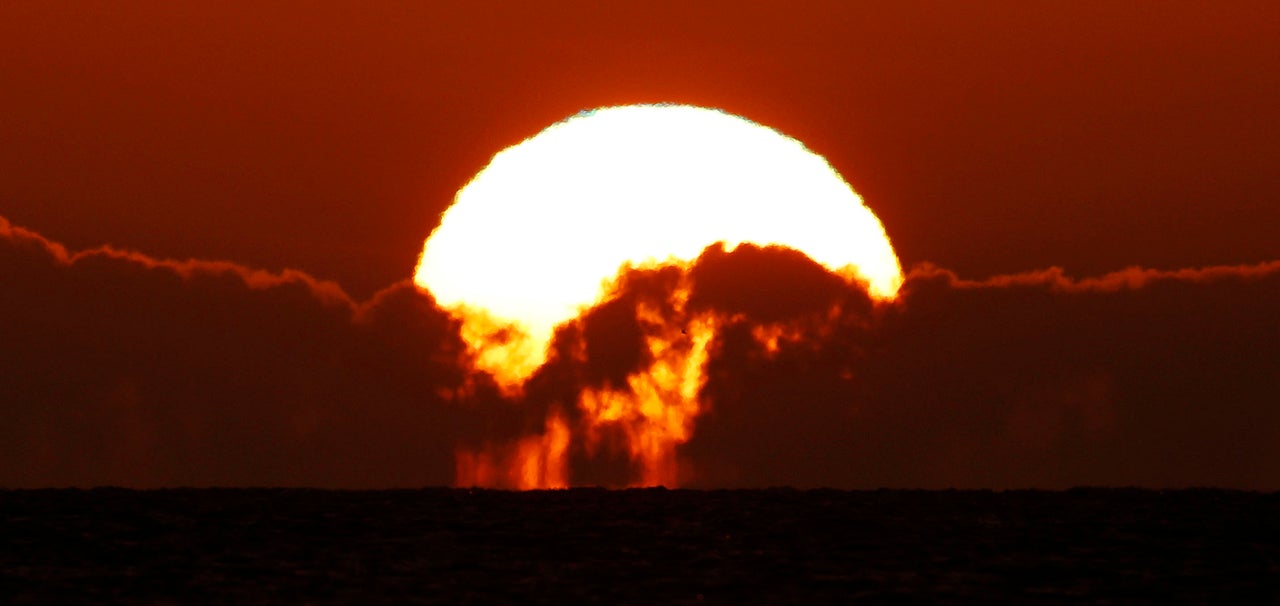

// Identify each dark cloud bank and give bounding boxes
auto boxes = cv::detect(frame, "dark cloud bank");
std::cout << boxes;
[3,215,1278,489]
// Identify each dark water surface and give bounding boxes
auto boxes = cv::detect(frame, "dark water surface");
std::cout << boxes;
[2,488,1278,603]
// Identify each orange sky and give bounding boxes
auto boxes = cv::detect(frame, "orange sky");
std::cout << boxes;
[2,2,1278,489]
[2,1,1277,296]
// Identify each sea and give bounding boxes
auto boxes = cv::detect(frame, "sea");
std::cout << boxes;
[3,487,1278,603]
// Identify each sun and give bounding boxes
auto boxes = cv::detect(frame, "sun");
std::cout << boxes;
[415,103,903,488]
[414,104,902,389]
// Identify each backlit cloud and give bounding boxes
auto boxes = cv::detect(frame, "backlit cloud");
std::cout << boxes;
[2,216,1277,488]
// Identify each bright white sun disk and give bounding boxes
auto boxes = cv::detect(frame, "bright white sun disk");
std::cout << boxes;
[415,104,902,385]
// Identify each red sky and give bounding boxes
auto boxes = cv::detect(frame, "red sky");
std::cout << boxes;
[2,2,1278,488]
[3,1,1277,294]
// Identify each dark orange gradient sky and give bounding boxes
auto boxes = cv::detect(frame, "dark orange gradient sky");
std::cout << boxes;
[2,1,1277,296]
[2,2,1279,489]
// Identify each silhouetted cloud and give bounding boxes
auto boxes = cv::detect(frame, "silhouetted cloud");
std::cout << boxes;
[685,258,1280,489]
[3,216,1278,488]
[1,216,471,487]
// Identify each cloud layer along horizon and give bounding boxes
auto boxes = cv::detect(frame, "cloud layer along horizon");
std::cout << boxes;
[3,215,1277,489]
